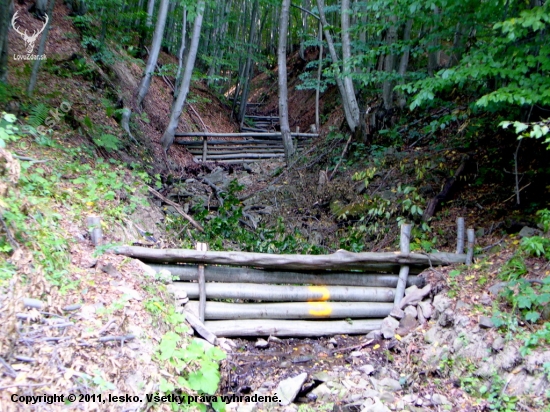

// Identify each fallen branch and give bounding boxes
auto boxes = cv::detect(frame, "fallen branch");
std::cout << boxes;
[147,186,204,232]
[422,155,468,221]
[329,134,353,181]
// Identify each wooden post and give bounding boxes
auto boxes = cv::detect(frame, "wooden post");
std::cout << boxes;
[393,223,412,308]
[202,136,207,162]
[196,242,208,322]
[86,216,102,246]
[466,228,475,266]
[456,217,465,254]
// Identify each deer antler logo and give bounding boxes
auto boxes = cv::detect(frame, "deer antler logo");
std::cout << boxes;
[11,11,49,54]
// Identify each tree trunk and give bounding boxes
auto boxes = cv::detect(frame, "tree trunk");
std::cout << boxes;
[146,0,155,27]
[278,0,295,163]
[397,19,413,109]
[136,0,169,107]
[341,0,360,127]
[382,14,398,110]
[174,7,187,93]
[428,7,441,77]
[316,0,357,132]
[160,1,205,152]
[28,0,55,96]
[315,20,323,131]
[35,0,48,17]
[238,0,259,127]
[0,0,12,83]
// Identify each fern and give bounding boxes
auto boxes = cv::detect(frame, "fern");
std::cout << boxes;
[28,104,49,128]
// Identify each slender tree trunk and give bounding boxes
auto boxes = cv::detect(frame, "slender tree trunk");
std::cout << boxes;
[315,20,323,132]
[161,1,205,152]
[397,19,413,109]
[146,0,155,27]
[136,0,169,107]
[174,7,187,92]
[316,0,357,132]
[278,0,294,163]
[239,0,259,126]
[382,14,398,110]
[28,0,55,96]
[341,0,360,128]
[0,0,12,83]
[428,7,441,76]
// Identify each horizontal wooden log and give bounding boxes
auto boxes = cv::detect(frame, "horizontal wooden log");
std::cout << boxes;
[241,127,274,132]
[244,115,280,120]
[186,301,393,319]
[204,319,383,337]
[174,132,317,139]
[147,263,425,285]
[177,139,286,146]
[187,145,288,150]
[187,149,286,155]
[170,282,395,302]
[198,153,286,160]
[114,246,466,270]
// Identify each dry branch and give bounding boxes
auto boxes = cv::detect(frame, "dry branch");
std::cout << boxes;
[114,246,466,270]
[147,187,204,232]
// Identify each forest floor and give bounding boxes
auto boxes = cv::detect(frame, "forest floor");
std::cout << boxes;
[1,2,550,412]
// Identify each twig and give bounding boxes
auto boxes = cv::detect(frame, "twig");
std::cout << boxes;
[0,383,49,390]
[328,134,353,181]
[98,334,135,343]
[12,154,49,163]
[97,318,117,335]
[330,339,374,354]
[147,186,204,232]
[500,183,531,205]
[0,356,18,378]
[200,177,224,207]
[188,104,210,133]
[0,214,20,250]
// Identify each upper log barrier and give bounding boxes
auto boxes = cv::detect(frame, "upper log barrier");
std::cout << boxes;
[116,219,473,338]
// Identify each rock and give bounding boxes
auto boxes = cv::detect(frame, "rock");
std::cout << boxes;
[399,284,431,309]
[366,329,383,340]
[433,294,451,314]
[329,337,338,345]
[438,309,455,328]
[492,336,505,351]
[255,338,269,349]
[480,293,492,306]
[359,364,375,375]
[430,394,451,406]
[417,301,433,319]
[236,404,257,412]
[455,300,470,310]
[268,335,282,343]
[479,316,494,329]
[276,372,308,406]
[362,398,391,412]
[312,371,331,382]
[310,383,331,402]
[519,226,543,238]
[379,391,395,403]
[417,308,426,325]
[404,306,417,318]
[390,307,404,319]
[494,345,521,371]
[114,285,142,301]
[396,314,418,336]
[489,281,509,295]
[378,377,402,392]
[424,327,439,344]
[405,285,419,296]
[380,316,400,339]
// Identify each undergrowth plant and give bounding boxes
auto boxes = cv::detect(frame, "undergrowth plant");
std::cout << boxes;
[491,209,550,354]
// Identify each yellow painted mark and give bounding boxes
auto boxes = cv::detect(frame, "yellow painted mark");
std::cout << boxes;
[307,286,330,302]
[308,302,332,317]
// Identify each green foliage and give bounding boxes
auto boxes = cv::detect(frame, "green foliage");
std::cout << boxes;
[0,112,19,148]
[93,133,122,151]
[152,310,226,411]
[27,103,50,128]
